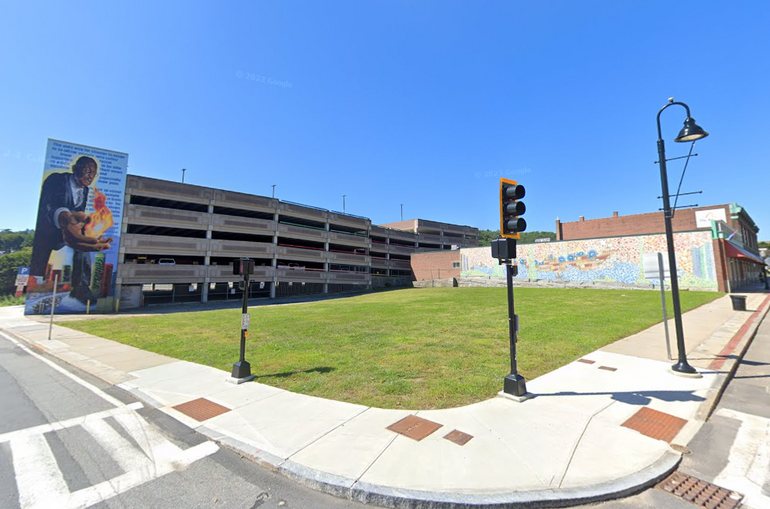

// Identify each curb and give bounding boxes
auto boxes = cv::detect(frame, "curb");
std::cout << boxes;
[696,294,770,421]
[203,423,681,509]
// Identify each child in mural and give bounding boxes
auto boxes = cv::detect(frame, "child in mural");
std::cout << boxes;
[30,156,113,305]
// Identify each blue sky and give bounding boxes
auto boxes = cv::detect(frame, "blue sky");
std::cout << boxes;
[1,1,768,238]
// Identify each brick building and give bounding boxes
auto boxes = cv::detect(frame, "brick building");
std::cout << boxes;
[555,204,763,292]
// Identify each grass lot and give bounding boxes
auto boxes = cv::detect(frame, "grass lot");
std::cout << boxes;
[0,295,25,307]
[63,287,721,409]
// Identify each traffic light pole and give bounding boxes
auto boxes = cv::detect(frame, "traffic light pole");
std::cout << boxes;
[503,258,527,397]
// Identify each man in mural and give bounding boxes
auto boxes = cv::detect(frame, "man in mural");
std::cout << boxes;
[30,156,113,303]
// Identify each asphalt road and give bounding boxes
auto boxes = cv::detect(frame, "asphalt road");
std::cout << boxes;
[0,331,368,509]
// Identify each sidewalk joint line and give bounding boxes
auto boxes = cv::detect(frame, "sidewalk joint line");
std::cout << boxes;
[285,406,371,460]
[352,433,399,486]
[557,399,617,488]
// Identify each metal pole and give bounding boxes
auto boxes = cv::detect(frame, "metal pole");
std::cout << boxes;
[503,260,527,396]
[231,271,253,380]
[48,274,59,341]
[181,168,186,183]
[657,132,696,374]
[240,274,248,363]
[401,204,403,221]
[343,195,346,213]
[272,185,276,198]
[658,253,672,360]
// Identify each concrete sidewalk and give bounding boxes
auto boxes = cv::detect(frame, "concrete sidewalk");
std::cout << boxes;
[1,289,769,508]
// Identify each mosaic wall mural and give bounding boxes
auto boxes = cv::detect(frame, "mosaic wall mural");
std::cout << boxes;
[461,231,718,289]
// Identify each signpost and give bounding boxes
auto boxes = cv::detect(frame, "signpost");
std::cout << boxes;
[230,258,255,383]
[643,253,673,360]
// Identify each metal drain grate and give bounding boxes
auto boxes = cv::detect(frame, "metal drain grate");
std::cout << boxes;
[657,472,743,508]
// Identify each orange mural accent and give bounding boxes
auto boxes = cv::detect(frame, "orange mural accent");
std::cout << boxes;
[84,187,114,238]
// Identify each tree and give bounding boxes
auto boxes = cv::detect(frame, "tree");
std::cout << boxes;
[0,229,35,253]
[476,230,556,247]
[0,248,32,295]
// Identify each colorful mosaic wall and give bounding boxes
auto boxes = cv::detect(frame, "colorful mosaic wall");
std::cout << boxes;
[461,231,718,289]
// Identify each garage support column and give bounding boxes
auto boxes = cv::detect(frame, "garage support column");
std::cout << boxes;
[115,193,131,312]
[271,211,279,299]
[202,204,214,303]
[324,222,330,294]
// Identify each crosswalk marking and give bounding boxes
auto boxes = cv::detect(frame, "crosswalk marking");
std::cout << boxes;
[6,404,218,509]
[12,433,70,509]
[714,408,770,509]
[80,418,150,473]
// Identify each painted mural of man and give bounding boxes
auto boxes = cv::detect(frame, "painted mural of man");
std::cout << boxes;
[30,156,113,303]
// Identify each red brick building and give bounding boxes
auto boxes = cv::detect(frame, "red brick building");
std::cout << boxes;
[555,204,763,292]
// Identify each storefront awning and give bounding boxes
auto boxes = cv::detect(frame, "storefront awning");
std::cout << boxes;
[725,240,766,265]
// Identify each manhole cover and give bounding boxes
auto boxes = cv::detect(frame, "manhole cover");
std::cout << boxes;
[444,429,473,446]
[657,471,743,508]
[621,407,687,443]
[387,415,442,441]
[173,398,231,422]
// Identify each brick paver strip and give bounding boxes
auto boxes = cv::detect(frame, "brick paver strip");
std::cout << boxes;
[387,415,443,441]
[173,398,231,422]
[621,407,687,443]
[577,359,595,364]
[598,366,617,371]
[709,294,770,370]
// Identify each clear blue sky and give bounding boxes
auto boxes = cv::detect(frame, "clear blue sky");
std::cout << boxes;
[1,1,768,238]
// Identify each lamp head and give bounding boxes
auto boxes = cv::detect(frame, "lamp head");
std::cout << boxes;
[675,117,709,142]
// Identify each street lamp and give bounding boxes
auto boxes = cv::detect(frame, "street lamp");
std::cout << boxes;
[656,98,709,375]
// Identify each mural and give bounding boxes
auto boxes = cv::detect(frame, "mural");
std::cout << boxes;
[461,231,718,289]
[25,140,128,315]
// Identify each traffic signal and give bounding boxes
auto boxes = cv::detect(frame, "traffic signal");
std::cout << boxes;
[232,258,254,276]
[500,178,526,239]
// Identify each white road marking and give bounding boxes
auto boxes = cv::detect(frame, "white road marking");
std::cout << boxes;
[0,331,125,408]
[0,330,219,508]
[11,433,70,508]
[0,403,144,444]
[714,408,770,509]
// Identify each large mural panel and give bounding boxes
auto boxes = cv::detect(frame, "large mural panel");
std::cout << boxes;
[25,140,128,315]
[461,232,717,289]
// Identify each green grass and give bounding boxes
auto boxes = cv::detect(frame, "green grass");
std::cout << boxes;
[0,294,25,307]
[62,287,721,409]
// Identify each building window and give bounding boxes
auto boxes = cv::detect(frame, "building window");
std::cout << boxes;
[452,262,460,268]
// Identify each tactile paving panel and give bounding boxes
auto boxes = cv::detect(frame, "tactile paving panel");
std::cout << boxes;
[621,407,687,443]
[444,429,473,446]
[657,471,743,509]
[173,398,231,422]
[387,415,443,441]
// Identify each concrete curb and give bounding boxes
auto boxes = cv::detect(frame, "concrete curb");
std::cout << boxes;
[696,295,770,421]
[261,450,678,509]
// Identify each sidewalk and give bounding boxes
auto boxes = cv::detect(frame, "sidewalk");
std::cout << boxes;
[1,288,769,508]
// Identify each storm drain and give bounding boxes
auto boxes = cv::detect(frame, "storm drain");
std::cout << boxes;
[656,471,743,509]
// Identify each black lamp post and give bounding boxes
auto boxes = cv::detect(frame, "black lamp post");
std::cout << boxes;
[656,98,709,375]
